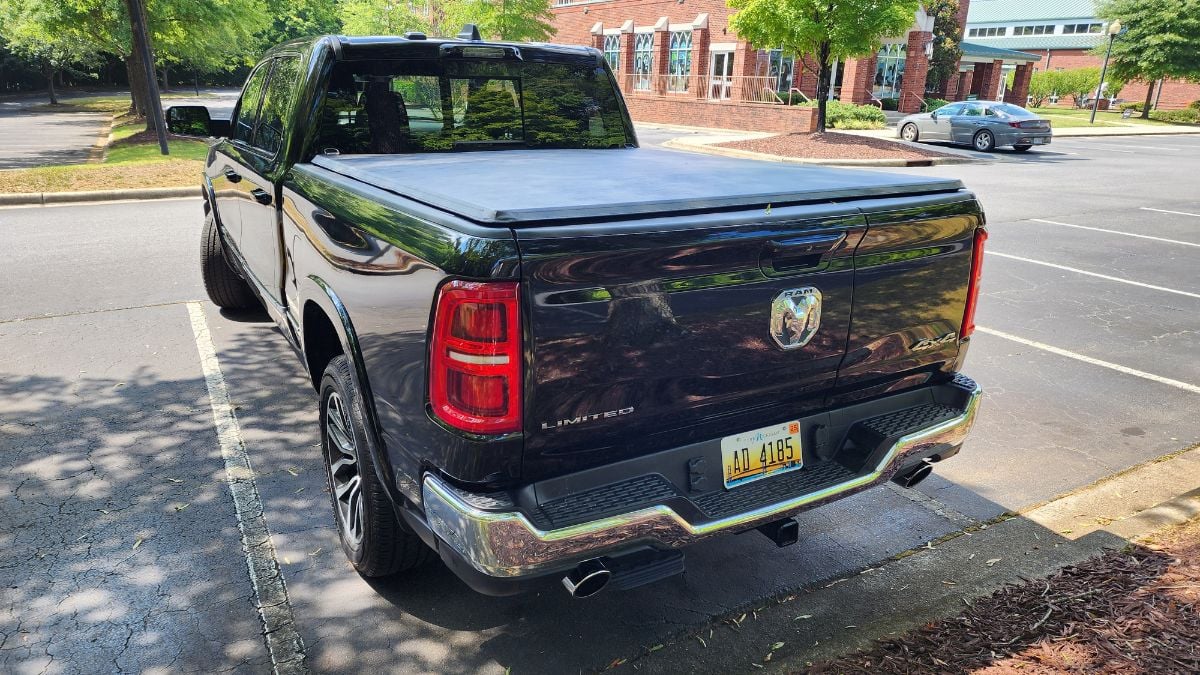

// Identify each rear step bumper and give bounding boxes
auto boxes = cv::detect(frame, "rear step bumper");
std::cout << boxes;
[422,374,982,581]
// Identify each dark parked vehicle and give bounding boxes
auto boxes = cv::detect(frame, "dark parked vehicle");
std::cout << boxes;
[898,101,1052,152]
[171,29,986,598]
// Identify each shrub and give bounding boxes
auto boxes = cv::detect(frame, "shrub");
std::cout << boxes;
[879,97,900,111]
[825,100,887,129]
[1118,101,1144,112]
[924,97,949,111]
[1149,108,1200,124]
[1189,100,1200,110]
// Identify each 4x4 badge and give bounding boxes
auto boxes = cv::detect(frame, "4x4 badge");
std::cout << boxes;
[770,287,821,350]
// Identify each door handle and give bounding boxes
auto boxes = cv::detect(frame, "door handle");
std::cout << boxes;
[250,188,272,205]
[762,232,847,275]
[224,168,242,183]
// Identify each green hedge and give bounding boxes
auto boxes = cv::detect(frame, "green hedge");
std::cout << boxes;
[1189,100,1200,110]
[826,100,887,129]
[879,97,900,111]
[923,97,949,111]
[1118,101,1144,112]
[1149,108,1200,124]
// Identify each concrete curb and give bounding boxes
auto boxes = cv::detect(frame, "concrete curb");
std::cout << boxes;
[0,186,197,207]
[661,138,981,167]
[627,443,1200,673]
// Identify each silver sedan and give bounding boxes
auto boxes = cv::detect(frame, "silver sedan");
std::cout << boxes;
[897,101,1052,152]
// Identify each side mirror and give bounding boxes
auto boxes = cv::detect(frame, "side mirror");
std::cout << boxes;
[930,111,938,120]
[166,105,222,138]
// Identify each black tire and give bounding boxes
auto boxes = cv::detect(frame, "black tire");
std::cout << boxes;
[320,355,433,577]
[201,216,259,310]
[972,130,996,152]
[900,123,919,142]
[1012,144,1033,152]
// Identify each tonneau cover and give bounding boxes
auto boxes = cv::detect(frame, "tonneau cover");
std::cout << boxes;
[310,148,964,225]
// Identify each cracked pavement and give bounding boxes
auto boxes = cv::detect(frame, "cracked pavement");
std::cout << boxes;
[2,133,1199,673]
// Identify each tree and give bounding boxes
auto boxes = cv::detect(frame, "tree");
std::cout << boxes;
[1056,67,1101,108]
[1022,69,1060,107]
[727,0,921,133]
[0,0,100,103]
[484,0,556,42]
[925,0,962,96]
[1096,0,1200,118]
[258,0,341,47]
[152,0,269,87]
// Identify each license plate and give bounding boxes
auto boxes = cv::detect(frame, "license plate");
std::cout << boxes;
[720,421,804,488]
[1031,138,1047,144]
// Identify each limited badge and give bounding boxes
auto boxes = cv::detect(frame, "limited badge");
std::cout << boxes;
[770,287,821,350]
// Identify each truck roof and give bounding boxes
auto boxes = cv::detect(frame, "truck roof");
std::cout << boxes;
[262,33,599,64]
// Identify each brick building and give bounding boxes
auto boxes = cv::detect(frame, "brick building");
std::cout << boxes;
[966,0,1200,109]
[549,0,1037,131]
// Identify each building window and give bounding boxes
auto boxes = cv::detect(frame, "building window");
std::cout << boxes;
[1063,23,1104,34]
[765,49,794,93]
[667,31,693,92]
[1013,24,1054,35]
[603,35,620,72]
[634,32,654,91]
[967,27,1007,38]
[873,43,906,99]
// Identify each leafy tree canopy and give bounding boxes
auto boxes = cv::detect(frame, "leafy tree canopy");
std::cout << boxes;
[727,0,920,131]
[925,0,962,94]
[1096,0,1200,84]
[340,0,554,42]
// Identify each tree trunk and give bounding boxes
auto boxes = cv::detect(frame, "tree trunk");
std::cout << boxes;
[124,0,161,134]
[813,42,832,133]
[125,55,148,118]
[1140,79,1155,119]
[161,67,169,91]
[44,64,59,105]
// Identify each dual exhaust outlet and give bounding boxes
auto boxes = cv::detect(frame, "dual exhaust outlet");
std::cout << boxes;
[561,461,934,598]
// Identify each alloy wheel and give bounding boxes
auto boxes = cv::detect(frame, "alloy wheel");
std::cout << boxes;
[324,391,364,547]
[901,124,917,141]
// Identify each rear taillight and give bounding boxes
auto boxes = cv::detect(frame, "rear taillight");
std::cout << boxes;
[960,228,988,339]
[1009,120,1043,128]
[429,280,521,434]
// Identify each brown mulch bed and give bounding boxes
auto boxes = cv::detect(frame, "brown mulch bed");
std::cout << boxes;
[810,516,1200,674]
[717,132,957,161]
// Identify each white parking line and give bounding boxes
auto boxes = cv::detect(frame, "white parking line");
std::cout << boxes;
[1061,142,1181,152]
[977,326,1200,395]
[1141,207,1200,218]
[187,302,309,675]
[987,251,1200,300]
[1028,218,1200,248]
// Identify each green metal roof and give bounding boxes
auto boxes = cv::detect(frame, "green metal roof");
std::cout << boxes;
[967,0,1098,23]
[969,34,1106,51]
[960,41,1043,63]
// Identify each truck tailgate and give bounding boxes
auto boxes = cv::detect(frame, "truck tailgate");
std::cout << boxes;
[516,202,868,482]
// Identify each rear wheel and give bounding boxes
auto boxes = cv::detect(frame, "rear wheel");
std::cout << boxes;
[320,355,433,577]
[972,130,996,152]
[900,123,919,142]
[1012,144,1033,152]
[201,215,259,310]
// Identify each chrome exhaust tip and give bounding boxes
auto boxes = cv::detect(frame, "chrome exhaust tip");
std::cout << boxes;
[893,461,934,489]
[562,559,611,599]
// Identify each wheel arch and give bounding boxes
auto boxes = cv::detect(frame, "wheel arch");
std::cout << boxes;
[301,276,403,505]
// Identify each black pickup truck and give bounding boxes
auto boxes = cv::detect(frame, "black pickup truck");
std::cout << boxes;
[169,28,986,598]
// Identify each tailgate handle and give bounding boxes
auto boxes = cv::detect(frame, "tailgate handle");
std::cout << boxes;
[763,233,846,274]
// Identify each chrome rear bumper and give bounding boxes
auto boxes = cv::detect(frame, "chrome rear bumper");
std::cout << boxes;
[422,379,983,578]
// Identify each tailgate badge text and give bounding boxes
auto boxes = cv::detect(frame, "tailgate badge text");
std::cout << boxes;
[770,287,822,350]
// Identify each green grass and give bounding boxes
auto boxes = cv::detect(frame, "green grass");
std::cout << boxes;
[29,91,217,114]
[104,138,209,164]
[1030,106,1177,127]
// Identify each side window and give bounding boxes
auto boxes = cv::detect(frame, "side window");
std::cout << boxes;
[961,104,984,116]
[936,103,963,116]
[255,56,302,156]
[234,64,271,144]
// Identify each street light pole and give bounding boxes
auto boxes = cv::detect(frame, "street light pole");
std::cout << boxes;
[1091,20,1123,125]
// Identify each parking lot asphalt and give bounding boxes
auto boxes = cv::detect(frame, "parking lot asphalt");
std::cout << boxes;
[2,134,1198,673]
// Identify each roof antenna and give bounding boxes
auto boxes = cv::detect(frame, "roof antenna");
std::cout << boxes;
[457,24,482,41]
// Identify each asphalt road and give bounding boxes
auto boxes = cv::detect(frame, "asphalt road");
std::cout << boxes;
[0,89,238,171]
[2,135,1198,673]
[0,106,106,169]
